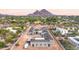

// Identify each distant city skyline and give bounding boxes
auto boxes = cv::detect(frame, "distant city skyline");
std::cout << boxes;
[0,9,79,16]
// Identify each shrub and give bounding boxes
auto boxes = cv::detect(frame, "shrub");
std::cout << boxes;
[0,42,5,48]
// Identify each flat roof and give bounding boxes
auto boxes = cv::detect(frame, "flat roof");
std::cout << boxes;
[68,37,79,44]
[29,26,53,43]
[74,38,79,41]
[31,39,51,42]
[35,38,45,40]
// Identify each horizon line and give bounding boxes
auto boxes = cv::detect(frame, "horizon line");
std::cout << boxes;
[0,9,79,16]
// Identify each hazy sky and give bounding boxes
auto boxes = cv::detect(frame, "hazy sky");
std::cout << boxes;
[0,9,79,16]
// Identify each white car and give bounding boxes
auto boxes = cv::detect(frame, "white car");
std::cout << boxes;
[24,43,29,48]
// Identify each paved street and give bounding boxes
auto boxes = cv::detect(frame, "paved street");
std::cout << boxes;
[47,30,64,50]
[10,26,31,50]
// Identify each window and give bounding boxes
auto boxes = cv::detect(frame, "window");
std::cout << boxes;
[36,44,38,46]
[36,32,38,34]
[48,44,50,47]
[32,44,34,47]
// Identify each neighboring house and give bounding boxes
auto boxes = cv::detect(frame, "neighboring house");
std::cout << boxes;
[56,27,68,35]
[65,27,77,31]
[78,30,79,32]
[6,27,17,33]
[0,23,10,29]
[68,36,79,48]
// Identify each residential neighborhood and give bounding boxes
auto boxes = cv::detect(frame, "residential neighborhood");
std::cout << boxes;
[0,9,79,50]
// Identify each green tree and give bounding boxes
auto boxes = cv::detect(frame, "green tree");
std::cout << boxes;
[0,42,5,48]
[5,33,15,43]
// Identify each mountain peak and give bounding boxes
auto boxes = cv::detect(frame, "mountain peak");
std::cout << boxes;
[27,9,54,17]
[33,10,39,14]
[40,9,53,16]
[40,9,49,12]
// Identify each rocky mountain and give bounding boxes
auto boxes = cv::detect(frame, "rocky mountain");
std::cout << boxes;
[0,14,6,17]
[27,9,54,17]
[0,13,19,17]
